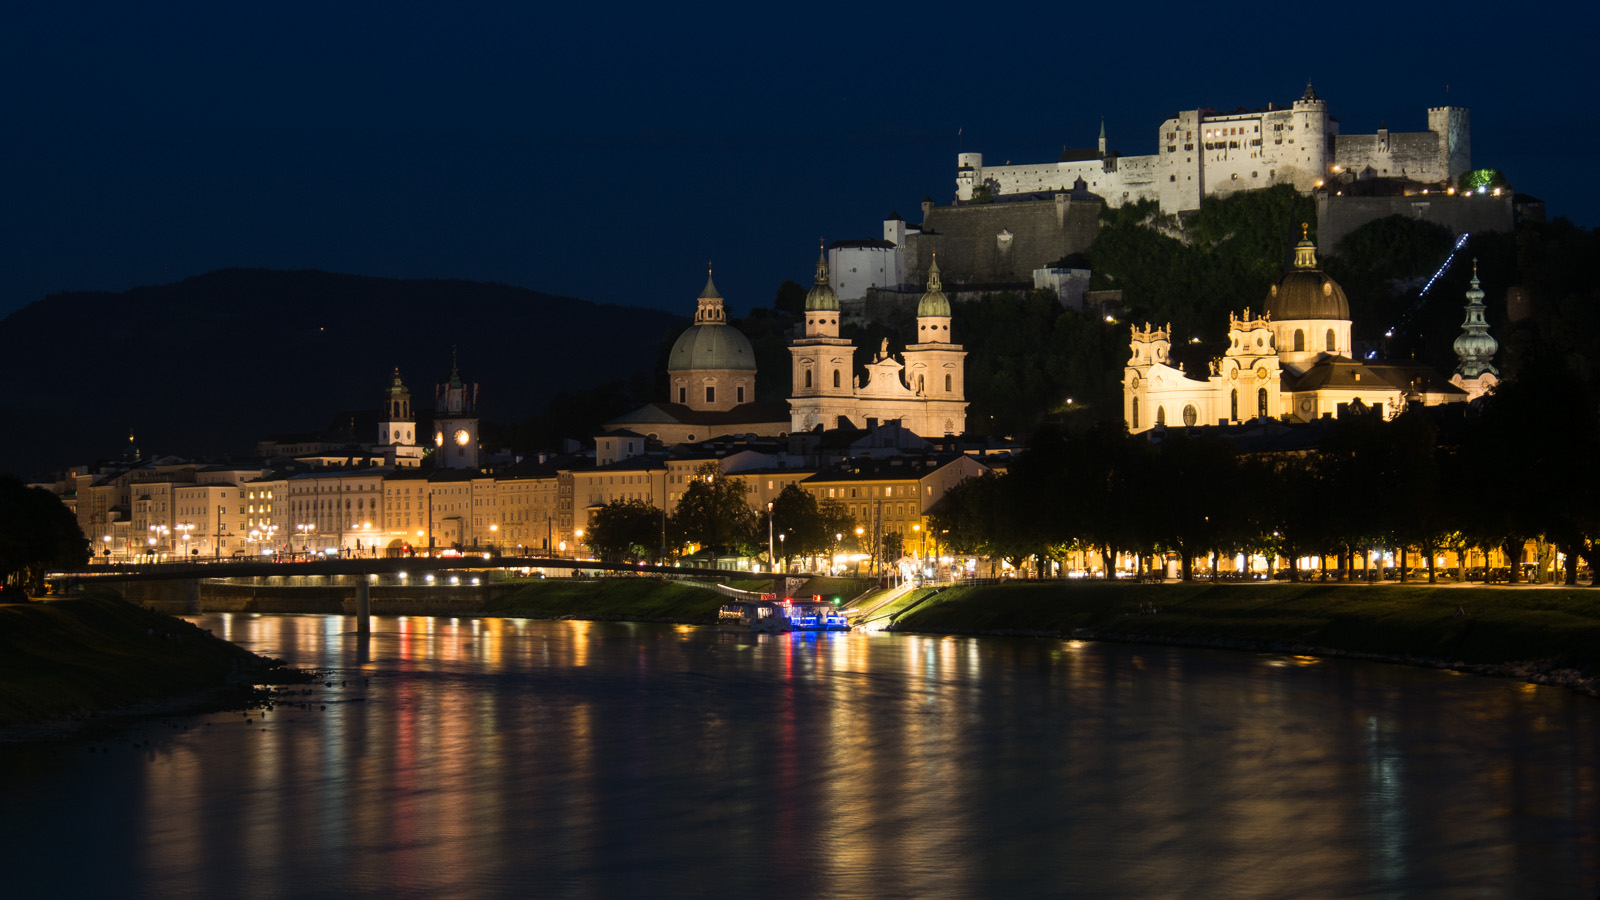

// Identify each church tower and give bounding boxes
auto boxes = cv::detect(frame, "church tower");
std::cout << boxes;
[788,246,857,432]
[378,368,415,448]
[432,349,480,469]
[1451,261,1499,401]
[901,255,968,436]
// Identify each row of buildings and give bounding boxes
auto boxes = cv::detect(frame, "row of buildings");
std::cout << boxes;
[57,253,993,563]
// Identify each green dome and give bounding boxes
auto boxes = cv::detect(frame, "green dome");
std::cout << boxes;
[669,322,755,372]
[917,257,951,318]
[806,248,840,312]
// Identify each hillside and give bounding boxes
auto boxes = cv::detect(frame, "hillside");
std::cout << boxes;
[0,269,681,478]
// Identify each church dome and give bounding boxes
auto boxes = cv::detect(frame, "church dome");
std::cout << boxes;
[917,256,951,318]
[805,248,840,312]
[1265,226,1349,321]
[669,271,756,372]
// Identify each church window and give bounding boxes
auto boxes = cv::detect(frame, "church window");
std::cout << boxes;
[1258,388,1268,418]
[1131,397,1139,429]
[804,370,812,388]
[1294,330,1305,352]
[1182,405,1198,427]
[833,369,840,388]
[737,386,745,403]
[1230,390,1238,421]
[678,387,686,404]
[706,386,715,404]
[1325,329,1336,352]
[1156,406,1166,427]
[944,374,952,392]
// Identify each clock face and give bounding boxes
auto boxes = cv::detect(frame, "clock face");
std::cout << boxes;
[434,431,444,447]
[454,429,470,447]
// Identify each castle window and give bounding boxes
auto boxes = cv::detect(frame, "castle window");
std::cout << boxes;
[1326,329,1336,352]
[1294,330,1305,352]
[833,370,840,388]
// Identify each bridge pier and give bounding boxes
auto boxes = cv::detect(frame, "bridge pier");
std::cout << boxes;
[356,579,371,633]
[185,580,201,615]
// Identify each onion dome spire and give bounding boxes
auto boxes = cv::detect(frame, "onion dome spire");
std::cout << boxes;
[1301,79,1319,102]
[1453,260,1499,378]
[917,253,951,318]
[804,240,840,312]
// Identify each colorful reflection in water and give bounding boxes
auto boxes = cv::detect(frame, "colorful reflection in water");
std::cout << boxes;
[1,614,1596,899]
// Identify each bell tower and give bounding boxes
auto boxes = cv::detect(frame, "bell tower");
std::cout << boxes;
[789,244,857,432]
[432,348,480,469]
[378,368,415,448]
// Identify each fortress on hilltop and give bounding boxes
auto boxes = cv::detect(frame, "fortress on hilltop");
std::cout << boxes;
[956,81,1469,214]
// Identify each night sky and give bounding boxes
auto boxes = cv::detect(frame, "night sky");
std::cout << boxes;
[3,3,1594,321]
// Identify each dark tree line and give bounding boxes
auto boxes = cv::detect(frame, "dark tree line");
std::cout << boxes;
[0,476,87,597]
[929,363,1600,585]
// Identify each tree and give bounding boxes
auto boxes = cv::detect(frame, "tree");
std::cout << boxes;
[0,477,87,597]
[585,499,665,562]
[671,463,757,557]
[773,279,808,316]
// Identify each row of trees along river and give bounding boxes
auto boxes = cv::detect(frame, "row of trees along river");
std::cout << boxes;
[929,346,1600,585]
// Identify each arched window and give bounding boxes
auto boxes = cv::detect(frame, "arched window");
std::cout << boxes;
[1258,387,1268,418]
[1325,329,1336,352]
[832,369,840,388]
[1131,397,1140,429]
[917,375,925,393]
[944,374,952,392]
[1230,389,1238,421]
[804,370,812,388]
[1294,330,1305,352]
[1156,406,1166,427]
[1182,404,1198,427]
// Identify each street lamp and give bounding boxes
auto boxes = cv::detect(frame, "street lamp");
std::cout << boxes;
[855,526,865,577]
[834,532,842,576]
[778,533,785,574]
[574,529,584,559]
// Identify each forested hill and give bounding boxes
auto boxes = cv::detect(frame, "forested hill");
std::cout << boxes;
[0,269,681,479]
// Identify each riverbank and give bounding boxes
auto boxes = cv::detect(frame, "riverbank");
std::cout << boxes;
[484,578,727,622]
[887,581,1600,694]
[0,595,302,736]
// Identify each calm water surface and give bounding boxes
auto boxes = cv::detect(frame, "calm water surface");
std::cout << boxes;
[2,614,1596,899]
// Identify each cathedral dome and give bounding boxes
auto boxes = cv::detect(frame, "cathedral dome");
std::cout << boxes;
[917,256,951,318]
[805,248,840,312]
[669,271,756,373]
[1265,226,1349,321]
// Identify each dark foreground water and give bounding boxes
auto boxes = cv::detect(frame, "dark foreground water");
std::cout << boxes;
[2,614,1597,899]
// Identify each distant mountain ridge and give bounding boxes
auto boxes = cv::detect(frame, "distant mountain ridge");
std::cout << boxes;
[0,268,681,479]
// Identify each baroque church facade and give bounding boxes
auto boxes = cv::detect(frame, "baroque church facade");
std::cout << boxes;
[605,251,969,443]
[1123,228,1488,433]
[789,250,967,437]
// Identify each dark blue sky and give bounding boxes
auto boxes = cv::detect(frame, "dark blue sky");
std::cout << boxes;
[3,3,1594,320]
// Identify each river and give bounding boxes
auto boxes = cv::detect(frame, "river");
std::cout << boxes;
[2,614,1596,899]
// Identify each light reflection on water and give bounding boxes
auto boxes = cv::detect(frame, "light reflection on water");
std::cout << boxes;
[1,613,1596,899]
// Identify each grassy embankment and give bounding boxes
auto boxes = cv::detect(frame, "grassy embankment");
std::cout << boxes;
[892,581,1600,676]
[485,578,727,622]
[0,595,294,729]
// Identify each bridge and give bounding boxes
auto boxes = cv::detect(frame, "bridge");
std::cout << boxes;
[48,556,791,628]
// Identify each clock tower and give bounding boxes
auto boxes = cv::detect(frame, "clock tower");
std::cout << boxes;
[432,349,480,470]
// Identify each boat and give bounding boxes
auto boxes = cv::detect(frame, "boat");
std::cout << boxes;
[717,594,851,633]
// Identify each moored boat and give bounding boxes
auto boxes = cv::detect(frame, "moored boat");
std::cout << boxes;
[717,595,850,633]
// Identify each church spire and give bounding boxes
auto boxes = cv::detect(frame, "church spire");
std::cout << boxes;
[1453,259,1499,379]
[694,265,728,324]
[1098,116,1106,156]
